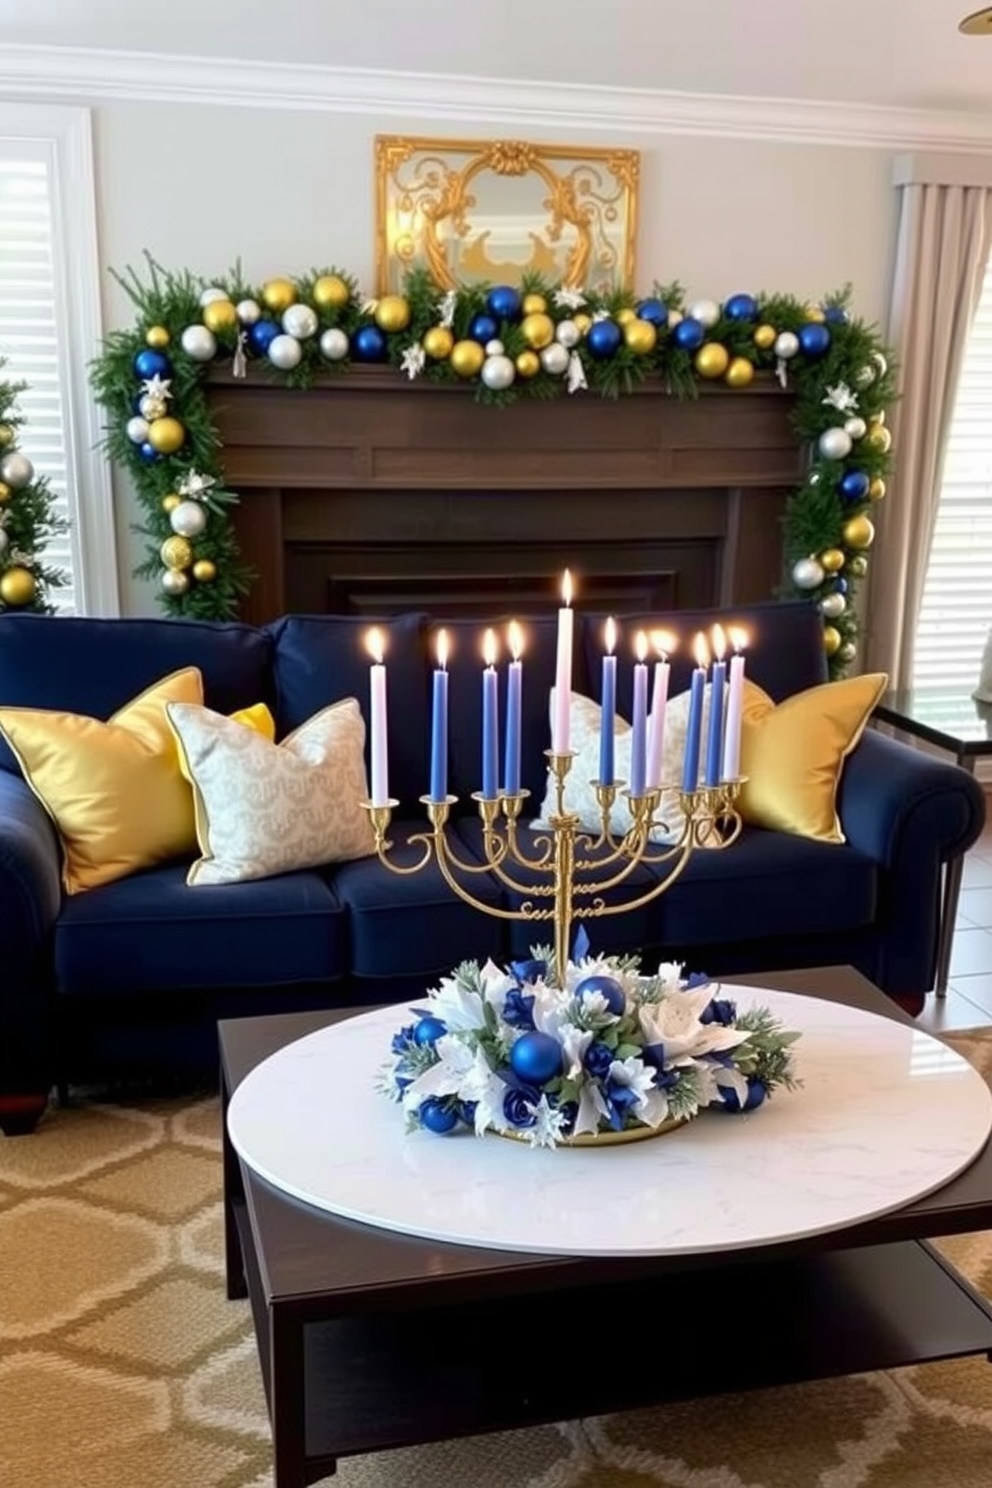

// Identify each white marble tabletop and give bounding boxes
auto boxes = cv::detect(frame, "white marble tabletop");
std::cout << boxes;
[227,987,992,1258]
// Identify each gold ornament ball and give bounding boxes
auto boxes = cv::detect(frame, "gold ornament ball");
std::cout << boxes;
[804,305,826,323]
[867,424,892,454]
[312,274,351,311]
[616,307,637,326]
[162,493,181,513]
[145,325,170,349]
[261,277,297,314]
[694,342,731,379]
[869,477,886,501]
[624,319,657,355]
[0,425,13,448]
[139,394,167,421]
[0,482,10,504]
[375,295,411,334]
[753,324,777,351]
[725,356,755,389]
[160,534,194,570]
[849,555,869,577]
[202,299,239,335]
[573,312,592,336]
[822,625,842,657]
[449,339,486,378]
[423,326,454,360]
[521,293,547,316]
[515,349,541,379]
[843,514,875,549]
[521,312,555,350]
[147,416,186,455]
[192,559,217,583]
[0,566,36,607]
[820,548,846,573]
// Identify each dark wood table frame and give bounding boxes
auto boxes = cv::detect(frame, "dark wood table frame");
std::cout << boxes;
[220,966,992,1487]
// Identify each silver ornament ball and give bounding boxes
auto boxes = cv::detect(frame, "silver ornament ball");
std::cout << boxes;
[236,299,261,326]
[484,339,505,357]
[0,528,8,555]
[540,342,570,376]
[161,567,190,596]
[169,499,208,538]
[267,333,303,371]
[792,556,825,590]
[181,324,218,362]
[818,426,853,461]
[839,641,857,662]
[281,303,319,340]
[555,319,580,349]
[480,353,516,392]
[689,299,721,329]
[872,351,888,378]
[774,331,800,360]
[139,394,166,421]
[320,327,350,362]
[820,592,846,619]
[0,451,34,489]
[199,286,228,308]
[844,415,868,441]
[126,416,150,445]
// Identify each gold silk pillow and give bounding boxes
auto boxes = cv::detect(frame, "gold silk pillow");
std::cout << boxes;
[738,672,887,843]
[0,668,205,893]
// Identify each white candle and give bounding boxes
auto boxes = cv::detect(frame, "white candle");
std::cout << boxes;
[552,568,574,754]
[646,629,675,790]
[630,631,649,797]
[721,626,749,781]
[365,627,388,805]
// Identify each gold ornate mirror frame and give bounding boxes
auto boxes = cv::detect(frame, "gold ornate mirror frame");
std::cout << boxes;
[375,135,639,295]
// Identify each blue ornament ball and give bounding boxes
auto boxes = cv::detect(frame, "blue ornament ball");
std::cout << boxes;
[839,470,870,502]
[137,441,161,464]
[797,322,831,359]
[419,1098,458,1134]
[724,293,758,322]
[509,1031,563,1086]
[413,1015,447,1047]
[248,320,280,355]
[744,1079,767,1112]
[824,305,848,326]
[487,285,522,322]
[586,318,623,359]
[834,577,849,594]
[672,316,705,351]
[133,349,172,380]
[352,324,388,362]
[634,298,668,327]
[468,312,499,345]
[574,974,626,1016]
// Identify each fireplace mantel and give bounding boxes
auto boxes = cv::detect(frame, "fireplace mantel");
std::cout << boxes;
[204,368,803,624]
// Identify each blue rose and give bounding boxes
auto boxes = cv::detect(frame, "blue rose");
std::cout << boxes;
[684,970,710,990]
[717,1077,766,1114]
[502,988,536,1029]
[557,1100,578,1135]
[700,997,737,1027]
[510,957,546,986]
[390,1023,418,1055]
[604,1079,640,1131]
[583,1040,613,1078]
[503,1085,539,1128]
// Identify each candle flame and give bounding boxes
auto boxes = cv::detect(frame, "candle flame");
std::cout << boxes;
[365,627,384,665]
[651,628,677,659]
[728,625,749,653]
[693,631,711,669]
[604,616,617,655]
[436,628,449,669]
[635,630,648,663]
[711,623,727,661]
[561,568,573,607]
[508,619,524,660]
[483,628,498,668]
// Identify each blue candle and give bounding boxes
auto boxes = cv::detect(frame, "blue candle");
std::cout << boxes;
[682,633,709,793]
[599,616,617,784]
[704,624,727,788]
[504,620,523,795]
[430,629,449,802]
[629,631,649,797]
[481,628,499,799]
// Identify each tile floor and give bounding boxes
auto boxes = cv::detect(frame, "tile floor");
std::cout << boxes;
[918,800,992,1032]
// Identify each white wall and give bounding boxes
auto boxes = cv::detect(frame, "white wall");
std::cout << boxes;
[89,100,897,612]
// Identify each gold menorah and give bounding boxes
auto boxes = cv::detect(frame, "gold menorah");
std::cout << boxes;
[362,753,744,987]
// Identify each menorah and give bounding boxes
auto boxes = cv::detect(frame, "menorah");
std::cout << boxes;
[361,754,744,988]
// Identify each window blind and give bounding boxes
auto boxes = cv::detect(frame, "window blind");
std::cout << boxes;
[914,257,992,692]
[0,145,77,612]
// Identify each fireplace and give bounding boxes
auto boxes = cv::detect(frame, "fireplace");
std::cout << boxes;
[205,368,803,624]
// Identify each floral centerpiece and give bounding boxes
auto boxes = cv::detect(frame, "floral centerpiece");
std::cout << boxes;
[381,942,800,1149]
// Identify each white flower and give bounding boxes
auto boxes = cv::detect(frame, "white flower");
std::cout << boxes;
[400,343,426,380]
[428,976,487,1032]
[140,374,172,401]
[554,286,587,310]
[530,982,576,1042]
[639,987,750,1064]
[592,308,611,322]
[361,296,379,316]
[479,959,519,1019]
[655,961,685,992]
[526,1095,571,1149]
[822,381,859,413]
[400,1033,475,1112]
[573,1079,610,1136]
[437,290,458,329]
[607,1056,672,1132]
[177,469,217,500]
[459,1046,510,1135]
[566,351,587,395]
[559,1022,594,1079]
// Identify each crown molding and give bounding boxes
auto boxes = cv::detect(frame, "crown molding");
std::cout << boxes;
[5,43,992,152]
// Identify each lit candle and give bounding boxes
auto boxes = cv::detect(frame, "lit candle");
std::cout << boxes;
[504,620,524,796]
[430,628,449,802]
[552,569,574,754]
[704,624,727,788]
[630,631,649,797]
[599,616,617,785]
[646,629,675,790]
[722,626,749,781]
[481,628,499,800]
[682,632,710,793]
[365,627,388,806]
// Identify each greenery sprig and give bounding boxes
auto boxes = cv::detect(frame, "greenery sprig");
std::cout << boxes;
[0,361,68,614]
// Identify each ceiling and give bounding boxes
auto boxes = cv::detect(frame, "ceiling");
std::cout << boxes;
[6,0,992,117]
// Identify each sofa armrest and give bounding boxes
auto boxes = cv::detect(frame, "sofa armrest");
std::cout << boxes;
[0,770,62,979]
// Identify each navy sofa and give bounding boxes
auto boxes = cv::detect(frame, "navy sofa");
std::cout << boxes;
[0,601,983,1132]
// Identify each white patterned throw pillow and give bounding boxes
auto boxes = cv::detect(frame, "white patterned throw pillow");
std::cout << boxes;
[166,698,375,885]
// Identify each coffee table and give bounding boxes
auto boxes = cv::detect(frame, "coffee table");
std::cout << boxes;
[220,966,992,1488]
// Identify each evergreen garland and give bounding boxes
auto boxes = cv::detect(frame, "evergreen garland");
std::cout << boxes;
[0,361,68,613]
[90,256,895,674]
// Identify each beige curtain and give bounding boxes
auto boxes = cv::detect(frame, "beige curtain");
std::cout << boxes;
[866,156,992,690]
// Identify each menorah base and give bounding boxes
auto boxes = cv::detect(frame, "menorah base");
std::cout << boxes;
[497,1115,685,1147]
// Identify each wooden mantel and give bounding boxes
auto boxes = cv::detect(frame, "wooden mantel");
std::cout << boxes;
[204,368,803,625]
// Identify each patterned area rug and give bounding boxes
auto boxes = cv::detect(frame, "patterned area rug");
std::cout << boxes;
[2,1031,992,1488]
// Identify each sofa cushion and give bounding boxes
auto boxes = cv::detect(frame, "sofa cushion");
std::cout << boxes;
[0,613,273,775]
[328,818,503,982]
[268,612,429,810]
[55,862,346,995]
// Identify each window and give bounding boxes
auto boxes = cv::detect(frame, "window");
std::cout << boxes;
[914,255,992,692]
[0,105,117,615]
